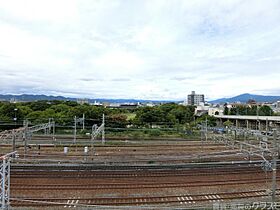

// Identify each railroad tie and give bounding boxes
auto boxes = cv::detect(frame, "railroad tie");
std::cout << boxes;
[181,197,187,204]
[74,200,79,208]
[64,200,70,208]
[260,192,266,196]
[186,197,191,204]
[216,195,223,201]
[214,195,219,201]
[183,196,187,204]
[208,195,214,201]
[189,196,195,204]
[69,199,75,208]
[177,197,183,204]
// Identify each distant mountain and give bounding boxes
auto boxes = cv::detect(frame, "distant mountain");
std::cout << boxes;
[210,93,280,104]
[0,94,174,104]
[0,94,72,101]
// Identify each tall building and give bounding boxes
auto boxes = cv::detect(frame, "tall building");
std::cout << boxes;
[187,91,204,105]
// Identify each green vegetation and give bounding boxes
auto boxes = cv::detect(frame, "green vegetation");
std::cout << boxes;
[228,104,273,116]
[223,120,233,127]
[0,101,199,138]
[1,100,275,139]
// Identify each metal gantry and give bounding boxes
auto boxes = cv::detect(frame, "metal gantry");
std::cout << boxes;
[73,114,85,144]
[0,119,55,156]
[91,114,105,144]
[0,128,25,144]
[209,126,279,207]
[0,152,17,210]
[90,114,105,154]
[27,121,55,134]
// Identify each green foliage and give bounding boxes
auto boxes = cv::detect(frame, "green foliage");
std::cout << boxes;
[134,106,165,127]
[148,129,162,136]
[0,101,196,134]
[107,114,128,128]
[258,105,273,116]
[133,103,195,128]
[229,105,273,116]
[224,105,229,115]
[195,115,217,127]
[223,120,233,127]
[27,101,52,111]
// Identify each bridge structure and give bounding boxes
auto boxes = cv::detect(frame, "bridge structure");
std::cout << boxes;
[214,115,280,132]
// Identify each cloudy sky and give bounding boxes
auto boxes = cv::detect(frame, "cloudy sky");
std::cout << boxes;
[0,0,280,101]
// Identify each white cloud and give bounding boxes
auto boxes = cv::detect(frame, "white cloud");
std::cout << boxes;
[92,50,144,76]
[0,0,280,100]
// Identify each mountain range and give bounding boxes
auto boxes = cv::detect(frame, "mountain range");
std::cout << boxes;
[210,93,280,104]
[0,94,172,104]
[0,93,279,104]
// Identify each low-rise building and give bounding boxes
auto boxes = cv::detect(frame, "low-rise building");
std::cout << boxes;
[77,98,89,105]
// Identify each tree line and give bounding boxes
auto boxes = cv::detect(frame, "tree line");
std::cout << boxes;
[0,101,196,130]
[224,104,273,116]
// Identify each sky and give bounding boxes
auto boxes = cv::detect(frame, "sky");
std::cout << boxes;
[0,0,280,101]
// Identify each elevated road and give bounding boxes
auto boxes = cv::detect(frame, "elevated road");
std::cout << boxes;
[214,115,280,122]
[214,115,280,131]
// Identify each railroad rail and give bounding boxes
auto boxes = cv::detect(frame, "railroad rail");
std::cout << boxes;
[10,189,280,207]
[11,176,280,190]
[10,165,268,178]
[11,159,270,169]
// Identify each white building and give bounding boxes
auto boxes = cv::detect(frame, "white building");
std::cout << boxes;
[195,103,224,116]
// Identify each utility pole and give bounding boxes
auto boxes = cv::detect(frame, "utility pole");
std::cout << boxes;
[102,114,105,145]
[23,121,28,158]
[13,108,17,129]
[53,120,55,142]
[74,115,85,143]
[266,118,268,136]
[12,130,16,153]
[82,113,85,130]
[74,116,77,144]
[205,117,208,141]
[271,129,277,206]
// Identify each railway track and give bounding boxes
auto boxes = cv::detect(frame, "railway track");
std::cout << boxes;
[11,175,278,190]
[10,189,278,207]
[11,159,268,170]
[10,161,273,180]
[11,161,277,208]
[11,168,266,179]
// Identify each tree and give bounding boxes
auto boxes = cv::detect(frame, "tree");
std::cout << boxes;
[27,101,52,111]
[258,105,273,116]
[195,115,217,127]
[229,107,237,115]
[107,114,128,128]
[224,104,229,115]
[223,120,233,128]
[0,103,19,121]
[134,107,165,127]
